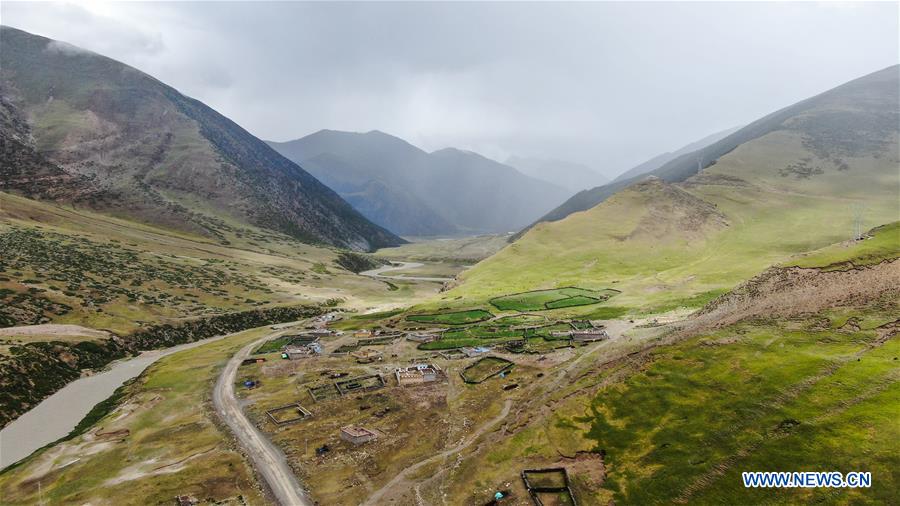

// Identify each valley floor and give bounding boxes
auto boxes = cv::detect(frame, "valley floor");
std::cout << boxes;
[0,220,897,505]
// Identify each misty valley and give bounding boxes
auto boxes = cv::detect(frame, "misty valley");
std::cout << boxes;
[0,3,898,506]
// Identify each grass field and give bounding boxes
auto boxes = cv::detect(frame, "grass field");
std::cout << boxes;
[579,312,900,504]
[490,287,618,312]
[545,295,599,309]
[407,309,493,325]
[254,334,292,354]
[524,323,574,340]
[415,315,540,350]
[492,314,547,326]
[442,326,523,340]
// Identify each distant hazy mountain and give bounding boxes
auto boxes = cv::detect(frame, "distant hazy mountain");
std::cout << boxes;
[519,65,900,235]
[269,131,570,235]
[0,26,402,251]
[505,156,608,193]
[612,125,742,183]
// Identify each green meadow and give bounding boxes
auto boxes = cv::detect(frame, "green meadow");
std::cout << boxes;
[490,287,618,312]
[406,309,494,325]
[579,309,899,504]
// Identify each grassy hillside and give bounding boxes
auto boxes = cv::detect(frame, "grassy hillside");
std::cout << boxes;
[527,64,899,232]
[0,192,429,333]
[786,222,899,270]
[425,232,899,505]
[442,67,899,314]
[0,26,401,251]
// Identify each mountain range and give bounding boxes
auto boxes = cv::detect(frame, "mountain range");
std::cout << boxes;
[0,26,402,251]
[444,64,900,309]
[516,65,899,237]
[268,130,571,236]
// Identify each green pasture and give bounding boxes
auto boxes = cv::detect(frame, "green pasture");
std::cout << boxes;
[406,309,493,325]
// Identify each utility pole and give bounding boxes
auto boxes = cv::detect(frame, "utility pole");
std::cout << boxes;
[849,204,866,241]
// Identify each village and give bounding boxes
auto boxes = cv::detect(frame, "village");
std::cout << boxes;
[231,309,615,505]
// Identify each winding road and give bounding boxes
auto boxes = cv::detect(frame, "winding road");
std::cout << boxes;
[360,261,454,282]
[212,331,313,506]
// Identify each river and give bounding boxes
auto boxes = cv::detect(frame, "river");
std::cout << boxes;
[359,261,454,282]
[0,334,230,469]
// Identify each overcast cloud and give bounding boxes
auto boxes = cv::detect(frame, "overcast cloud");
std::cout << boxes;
[2,1,898,177]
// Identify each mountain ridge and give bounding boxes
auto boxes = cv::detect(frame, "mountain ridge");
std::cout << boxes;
[440,64,899,311]
[612,125,743,183]
[268,129,571,236]
[516,64,899,239]
[0,26,402,251]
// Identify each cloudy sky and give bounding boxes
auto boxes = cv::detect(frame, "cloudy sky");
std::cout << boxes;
[3,1,898,178]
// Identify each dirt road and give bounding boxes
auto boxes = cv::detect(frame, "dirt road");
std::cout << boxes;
[361,398,514,505]
[360,261,453,282]
[212,332,313,506]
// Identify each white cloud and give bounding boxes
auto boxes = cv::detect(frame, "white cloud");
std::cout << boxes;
[2,1,897,178]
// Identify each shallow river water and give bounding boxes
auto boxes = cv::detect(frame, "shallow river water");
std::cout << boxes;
[0,335,227,468]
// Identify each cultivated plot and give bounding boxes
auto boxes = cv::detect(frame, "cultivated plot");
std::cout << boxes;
[490,287,620,312]
[407,309,494,325]
[461,356,514,384]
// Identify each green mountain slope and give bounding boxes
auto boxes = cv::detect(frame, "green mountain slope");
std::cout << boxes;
[0,26,402,251]
[440,66,899,312]
[522,65,899,235]
[268,130,571,235]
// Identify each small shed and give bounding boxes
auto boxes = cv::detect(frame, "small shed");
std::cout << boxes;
[571,329,609,342]
[340,425,377,445]
[351,349,383,363]
[406,332,437,343]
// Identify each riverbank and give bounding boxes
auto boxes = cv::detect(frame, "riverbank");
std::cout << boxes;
[0,333,233,469]
[0,304,328,427]
[0,326,277,505]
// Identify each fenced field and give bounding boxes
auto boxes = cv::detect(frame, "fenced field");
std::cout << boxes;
[490,287,619,312]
